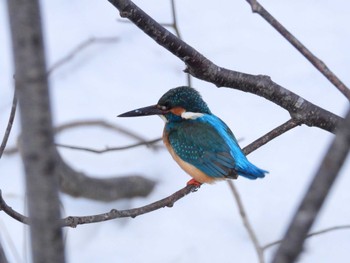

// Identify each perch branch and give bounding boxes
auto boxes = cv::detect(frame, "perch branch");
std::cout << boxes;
[0,184,199,227]
[108,0,343,133]
[245,0,350,100]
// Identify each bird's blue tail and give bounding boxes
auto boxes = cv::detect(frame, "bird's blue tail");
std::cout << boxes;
[236,162,268,180]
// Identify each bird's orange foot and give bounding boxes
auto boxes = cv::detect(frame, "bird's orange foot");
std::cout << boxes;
[187,179,202,187]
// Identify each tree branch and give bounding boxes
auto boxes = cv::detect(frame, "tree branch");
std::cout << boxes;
[0,89,17,159]
[228,181,264,263]
[108,0,343,133]
[55,138,162,153]
[243,118,300,155]
[271,107,350,263]
[4,119,160,155]
[47,36,119,76]
[245,0,350,101]
[0,184,199,227]
[263,224,350,251]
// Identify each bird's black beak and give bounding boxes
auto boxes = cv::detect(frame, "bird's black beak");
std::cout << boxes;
[118,104,165,117]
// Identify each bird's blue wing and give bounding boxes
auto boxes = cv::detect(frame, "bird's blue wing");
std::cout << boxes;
[167,114,267,179]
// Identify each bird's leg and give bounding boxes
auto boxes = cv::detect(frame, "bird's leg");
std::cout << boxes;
[187,178,202,187]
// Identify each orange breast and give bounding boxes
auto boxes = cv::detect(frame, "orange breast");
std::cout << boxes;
[163,129,217,184]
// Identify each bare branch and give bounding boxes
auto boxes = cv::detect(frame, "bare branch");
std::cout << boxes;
[263,224,350,251]
[245,0,350,101]
[272,107,350,263]
[5,119,160,155]
[0,90,17,159]
[227,181,264,263]
[0,184,199,227]
[107,0,343,134]
[55,138,162,153]
[47,36,119,76]
[243,119,300,155]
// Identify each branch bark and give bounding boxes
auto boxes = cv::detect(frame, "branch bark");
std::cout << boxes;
[0,184,199,227]
[271,107,350,263]
[108,0,343,134]
[6,0,65,262]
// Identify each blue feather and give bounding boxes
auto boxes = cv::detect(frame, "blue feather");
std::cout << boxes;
[166,114,268,180]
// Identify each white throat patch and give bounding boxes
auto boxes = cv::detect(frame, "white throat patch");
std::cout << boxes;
[181,111,204,120]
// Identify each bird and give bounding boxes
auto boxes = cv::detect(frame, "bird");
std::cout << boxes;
[118,86,268,186]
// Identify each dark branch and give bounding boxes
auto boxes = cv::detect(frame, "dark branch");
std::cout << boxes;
[0,89,17,159]
[272,108,350,263]
[245,0,350,101]
[108,0,343,133]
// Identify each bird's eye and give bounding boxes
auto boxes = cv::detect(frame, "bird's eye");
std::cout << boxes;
[158,105,168,111]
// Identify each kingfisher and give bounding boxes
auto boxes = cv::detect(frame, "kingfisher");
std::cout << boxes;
[118,86,267,186]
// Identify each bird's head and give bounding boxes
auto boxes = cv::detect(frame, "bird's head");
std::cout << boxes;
[118,86,211,122]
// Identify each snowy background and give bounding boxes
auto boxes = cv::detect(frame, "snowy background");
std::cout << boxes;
[1,0,349,262]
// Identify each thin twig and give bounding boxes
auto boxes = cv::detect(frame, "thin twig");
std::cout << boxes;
[263,224,350,251]
[245,0,350,100]
[55,138,162,153]
[227,181,265,263]
[5,119,160,155]
[47,36,119,76]
[0,184,200,227]
[0,90,17,159]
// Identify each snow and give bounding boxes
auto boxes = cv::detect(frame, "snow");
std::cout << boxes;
[0,0,349,262]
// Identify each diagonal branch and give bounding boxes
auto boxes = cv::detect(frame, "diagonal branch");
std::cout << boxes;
[245,0,350,101]
[243,118,300,155]
[47,36,119,76]
[0,89,17,159]
[108,0,343,134]
[228,181,264,263]
[271,107,350,263]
